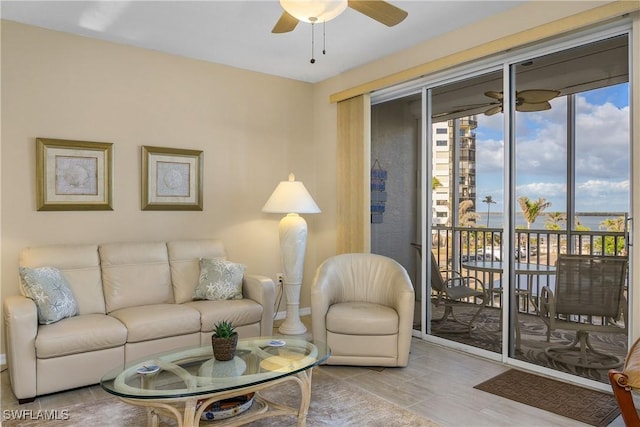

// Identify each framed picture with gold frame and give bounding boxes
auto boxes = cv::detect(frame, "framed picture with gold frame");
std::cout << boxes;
[36,138,113,211]
[141,145,203,211]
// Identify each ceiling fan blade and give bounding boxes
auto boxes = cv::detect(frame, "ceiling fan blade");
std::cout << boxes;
[484,105,503,116]
[484,91,503,101]
[348,1,408,27]
[518,89,560,103]
[433,103,496,121]
[272,11,299,33]
[451,102,496,111]
[432,106,482,118]
[516,101,552,112]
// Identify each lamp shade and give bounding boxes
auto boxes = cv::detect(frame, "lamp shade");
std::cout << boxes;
[262,173,321,214]
[279,0,348,24]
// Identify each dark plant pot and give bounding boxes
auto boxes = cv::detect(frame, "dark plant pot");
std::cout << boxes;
[211,333,238,361]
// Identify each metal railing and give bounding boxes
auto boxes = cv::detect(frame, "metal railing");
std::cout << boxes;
[431,226,627,316]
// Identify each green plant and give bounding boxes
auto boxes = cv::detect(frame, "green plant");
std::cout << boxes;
[517,196,551,229]
[213,320,236,338]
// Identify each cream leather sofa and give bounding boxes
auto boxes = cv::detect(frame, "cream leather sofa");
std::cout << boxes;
[311,253,414,367]
[3,239,275,402]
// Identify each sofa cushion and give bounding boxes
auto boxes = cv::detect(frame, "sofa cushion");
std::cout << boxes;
[109,304,200,343]
[184,299,263,332]
[326,302,398,335]
[167,239,227,304]
[19,266,79,324]
[193,258,245,301]
[19,244,105,315]
[100,242,173,313]
[35,314,127,359]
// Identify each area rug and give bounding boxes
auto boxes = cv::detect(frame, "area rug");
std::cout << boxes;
[474,369,620,427]
[3,368,439,427]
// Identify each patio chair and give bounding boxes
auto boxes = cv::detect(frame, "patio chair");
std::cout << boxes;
[609,337,640,426]
[540,254,628,369]
[430,252,487,336]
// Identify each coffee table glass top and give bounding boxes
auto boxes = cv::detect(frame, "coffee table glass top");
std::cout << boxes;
[100,337,330,400]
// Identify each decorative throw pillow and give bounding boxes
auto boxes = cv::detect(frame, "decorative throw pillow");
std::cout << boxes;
[193,258,246,301]
[19,266,79,325]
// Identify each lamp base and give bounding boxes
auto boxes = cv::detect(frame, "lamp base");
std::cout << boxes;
[278,317,307,335]
[277,214,309,336]
[278,282,307,335]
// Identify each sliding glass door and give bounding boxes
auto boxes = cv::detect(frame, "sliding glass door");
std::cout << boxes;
[427,70,505,354]
[371,28,632,386]
[510,35,630,382]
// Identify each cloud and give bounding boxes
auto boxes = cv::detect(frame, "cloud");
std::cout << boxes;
[579,179,629,192]
[575,179,629,212]
[517,182,566,197]
[514,95,629,180]
[474,85,630,213]
[476,138,503,171]
[576,180,629,210]
[574,97,629,180]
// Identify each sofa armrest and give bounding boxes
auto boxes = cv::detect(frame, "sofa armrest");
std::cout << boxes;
[3,295,38,401]
[242,275,275,336]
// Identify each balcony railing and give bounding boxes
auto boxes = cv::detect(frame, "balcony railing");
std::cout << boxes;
[430,226,627,317]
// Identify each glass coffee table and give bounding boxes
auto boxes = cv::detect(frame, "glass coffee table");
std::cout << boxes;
[100,336,330,427]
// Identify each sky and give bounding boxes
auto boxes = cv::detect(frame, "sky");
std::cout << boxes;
[474,83,630,215]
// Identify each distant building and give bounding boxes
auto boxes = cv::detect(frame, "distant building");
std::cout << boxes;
[432,117,478,226]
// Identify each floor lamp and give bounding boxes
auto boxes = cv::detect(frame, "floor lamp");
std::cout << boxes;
[262,173,320,335]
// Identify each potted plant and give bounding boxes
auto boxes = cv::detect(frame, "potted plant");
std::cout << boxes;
[211,320,238,361]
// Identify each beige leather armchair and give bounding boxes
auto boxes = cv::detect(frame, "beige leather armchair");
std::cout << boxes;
[311,253,415,367]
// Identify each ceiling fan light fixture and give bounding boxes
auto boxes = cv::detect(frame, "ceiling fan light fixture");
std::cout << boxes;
[279,0,348,24]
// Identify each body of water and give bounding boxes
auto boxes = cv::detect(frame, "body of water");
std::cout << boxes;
[476,212,628,230]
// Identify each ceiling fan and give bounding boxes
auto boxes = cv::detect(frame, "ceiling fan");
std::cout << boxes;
[272,0,408,34]
[483,89,561,116]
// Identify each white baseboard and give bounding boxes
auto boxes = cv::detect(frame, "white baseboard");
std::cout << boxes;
[274,307,311,321]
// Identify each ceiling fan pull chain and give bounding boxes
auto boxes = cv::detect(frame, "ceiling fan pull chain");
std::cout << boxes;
[323,21,326,55]
[310,18,316,64]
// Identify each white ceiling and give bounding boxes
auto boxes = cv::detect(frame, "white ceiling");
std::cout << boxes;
[0,0,526,83]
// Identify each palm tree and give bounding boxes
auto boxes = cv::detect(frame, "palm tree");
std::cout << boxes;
[598,216,627,255]
[600,216,625,232]
[574,216,590,231]
[451,200,480,252]
[544,211,566,230]
[482,195,496,227]
[458,200,480,227]
[517,196,551,229]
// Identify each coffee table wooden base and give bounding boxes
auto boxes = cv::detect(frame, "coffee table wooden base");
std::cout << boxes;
[119,369,313,427]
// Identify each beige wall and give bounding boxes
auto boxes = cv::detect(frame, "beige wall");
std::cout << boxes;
[0,21,328,354]
[2,1,635,356]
